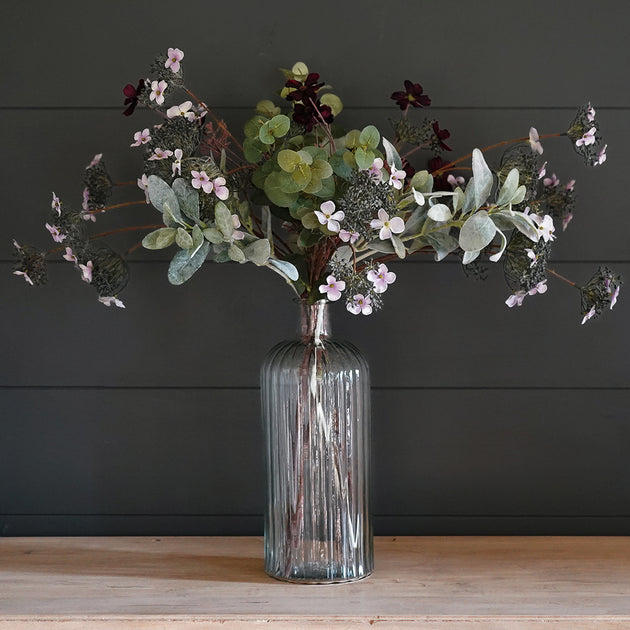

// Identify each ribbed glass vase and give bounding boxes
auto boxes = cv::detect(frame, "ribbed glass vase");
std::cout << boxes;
[261,299,373,583]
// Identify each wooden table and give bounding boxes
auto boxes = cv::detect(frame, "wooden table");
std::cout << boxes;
[1,536,630,628]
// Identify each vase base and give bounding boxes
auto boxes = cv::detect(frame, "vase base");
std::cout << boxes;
[265,565,373,585]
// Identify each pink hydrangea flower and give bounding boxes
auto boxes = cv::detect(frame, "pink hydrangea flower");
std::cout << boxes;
[315,200,345,233]
[594,144,607,166]
[51,193,62,215]
[211,177,229,200]
[576,127,596,147]
[505,291,527,307]
[606,279,620,309]
[528,127,543,154]
[137,174,150,203]
[148,147,173,161]
[63,247,78,263]
[318,275,345,301]
[165,47,184,73]
[172,149,183,176]
[79,260,93,283]
[367,263,396,293]
[149,80,167,105]
[586,104,596,122]
[347,294,373,315]
[367,157,384,183]
[166,101,195,121]
[81,187,90,211]
[87,154,102,168]
[537,162,547,180]
[81,188,96,221]
[388,166,406,190]
[45,223,67,243]
[447,174,465,188]
[339,229,359,244]
[525,248,538,267]
[581,305,596,324]
[562,212,573,231]
[370,208,405,240]
[231,215,245,240]
[528,280,548,295]
[543,173,559,187]
[13,270,34,286]
[565,180,576,192]
[191,170,212,193]
[530,214,555,243]
[98,296,125,308]
[130,128,151,147]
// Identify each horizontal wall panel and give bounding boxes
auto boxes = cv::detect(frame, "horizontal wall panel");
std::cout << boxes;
[1,388,629,534]
[2,261,628,388]
[3,108,628,261]
[3,515,630,537]
[4,0,630,108]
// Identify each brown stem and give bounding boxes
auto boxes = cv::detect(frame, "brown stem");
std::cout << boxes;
[185,87,244,153]
[45,224,164,256]
[547,267,578,288]
[89,200,146,214]
[431,133,562,176]
[226,164,256,176]
[89,224,164,240]
[126,241,145,255]
[401,140,431,161]
[114,181,137,186]
[308,97,336,154]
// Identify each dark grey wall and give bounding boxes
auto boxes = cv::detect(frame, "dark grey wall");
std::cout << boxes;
[1,0,629,536]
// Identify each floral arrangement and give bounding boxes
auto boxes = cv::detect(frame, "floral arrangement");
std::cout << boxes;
[12,48,621,323]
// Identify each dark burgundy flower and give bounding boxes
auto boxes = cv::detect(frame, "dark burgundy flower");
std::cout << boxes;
[122,79,145,116]
[432,121,452,151]
[292,100,333,132]
[401,158,415,180]
[428,156,451,191]
[285,73,324,103]
[391,80,431,111]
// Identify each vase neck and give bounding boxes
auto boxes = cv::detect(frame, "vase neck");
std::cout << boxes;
[299,300,330,344]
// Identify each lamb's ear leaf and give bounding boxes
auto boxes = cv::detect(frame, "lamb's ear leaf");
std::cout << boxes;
[167,241,210,285]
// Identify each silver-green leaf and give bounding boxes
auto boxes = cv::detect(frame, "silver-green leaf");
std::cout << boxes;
[203,227,224,244]
[175,227,194,250]
[167,241,210,285]
[267,258,299,281]
[244,239,271,265]
[496,168,520,207]
[172,178,201,225]
[214,201,234,238]
[427,203,452,222]
[391,234,406,259]
[142,227,177,250]
[459,210,497,251]
[228,243,246,263]
[382,136,403,171]
[471,148,493,209]
[462,249,480,264]
[148,175,183,223]
[424,231,459,261]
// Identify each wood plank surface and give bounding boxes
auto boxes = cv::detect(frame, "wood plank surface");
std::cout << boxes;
[1,536,630,629]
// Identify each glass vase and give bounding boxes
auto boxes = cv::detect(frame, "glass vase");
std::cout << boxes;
[261,299,373,583]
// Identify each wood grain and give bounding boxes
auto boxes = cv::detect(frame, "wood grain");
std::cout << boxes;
[1,536,630,628]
